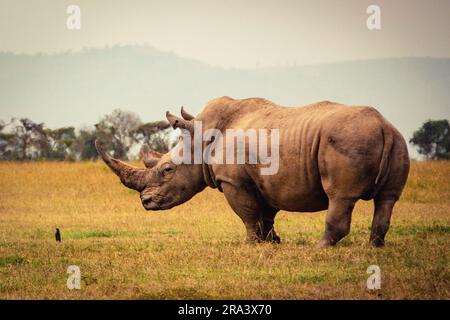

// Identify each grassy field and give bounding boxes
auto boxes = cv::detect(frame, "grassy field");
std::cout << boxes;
[0,160,449,299]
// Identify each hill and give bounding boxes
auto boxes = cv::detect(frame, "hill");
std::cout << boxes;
[1,46,449,157]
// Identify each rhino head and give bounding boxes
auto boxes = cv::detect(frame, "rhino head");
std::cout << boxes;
[95,107,206,210]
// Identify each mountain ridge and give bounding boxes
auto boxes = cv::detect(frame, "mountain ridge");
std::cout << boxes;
[1,46,449,157]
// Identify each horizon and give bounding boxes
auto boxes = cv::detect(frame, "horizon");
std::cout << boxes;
[1,48,449,160]
[2,44,450,70]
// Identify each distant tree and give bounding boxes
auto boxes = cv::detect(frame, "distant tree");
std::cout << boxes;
[0,120,8,148]
[0,120,15,158]
[71,127,98,160]
[19,118,50,159]
[132,120,171,153]
[0,118,50,160]
[96,109,142,159]
[45,127,76,160]
[410,119,450,160]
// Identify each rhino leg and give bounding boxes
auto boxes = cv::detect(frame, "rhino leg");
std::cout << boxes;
[249,210,281,244]
[370,198,395,247]
[318,198,356,247]
[259,208,281,243]
[221,183,280,243]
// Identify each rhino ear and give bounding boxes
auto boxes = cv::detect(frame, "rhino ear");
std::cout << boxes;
[140,144,162,168]
[166,111,194,133]
[180,106,195,120]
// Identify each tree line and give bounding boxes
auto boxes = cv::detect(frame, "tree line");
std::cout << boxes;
[0,111,448,161]
[0,109,172,161]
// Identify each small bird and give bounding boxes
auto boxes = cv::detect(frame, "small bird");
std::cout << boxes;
[55,228,61,242]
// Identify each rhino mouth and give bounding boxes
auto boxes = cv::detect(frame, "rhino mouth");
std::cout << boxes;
[142,200,161,210]
[141,194,174,211]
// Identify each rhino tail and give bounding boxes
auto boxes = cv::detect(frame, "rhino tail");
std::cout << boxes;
[375,126,394,185]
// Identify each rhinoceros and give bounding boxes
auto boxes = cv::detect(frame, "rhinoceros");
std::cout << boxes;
[95,96,409,247]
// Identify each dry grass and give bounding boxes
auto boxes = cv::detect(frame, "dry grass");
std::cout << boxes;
[0,160,448,299]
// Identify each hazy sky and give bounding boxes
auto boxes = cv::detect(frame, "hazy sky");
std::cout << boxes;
[1,0,449,68]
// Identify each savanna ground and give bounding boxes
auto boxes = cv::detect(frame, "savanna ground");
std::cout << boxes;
[0,161,448,299]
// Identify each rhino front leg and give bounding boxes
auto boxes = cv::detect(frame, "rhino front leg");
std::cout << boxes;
[260,209,281,243]
[221,182,280,243]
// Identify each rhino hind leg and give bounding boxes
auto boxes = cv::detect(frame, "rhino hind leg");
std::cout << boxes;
[370,198,395,247]
[318,198,356,247]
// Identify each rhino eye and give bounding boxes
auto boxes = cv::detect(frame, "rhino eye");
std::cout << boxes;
[163,167,174,175]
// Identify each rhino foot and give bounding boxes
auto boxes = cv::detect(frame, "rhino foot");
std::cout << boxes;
[245,230,281,244]
[317,239,336,248]
[370,237,385,248]
[264,228,281,244]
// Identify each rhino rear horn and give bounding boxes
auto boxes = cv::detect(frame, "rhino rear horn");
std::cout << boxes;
[95,140,148,191]
[166,111,194,133]
[180,106,195,120]
[140,144,162,168]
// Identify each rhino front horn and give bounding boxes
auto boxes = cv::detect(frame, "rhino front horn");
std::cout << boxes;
[95,140,148,191]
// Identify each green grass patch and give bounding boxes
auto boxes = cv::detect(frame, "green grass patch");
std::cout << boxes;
[390,225,450,236]
[0,255,25,267]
